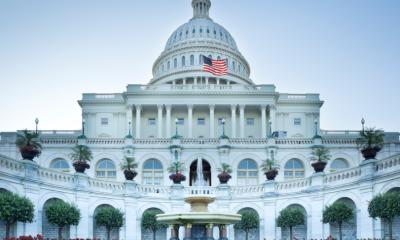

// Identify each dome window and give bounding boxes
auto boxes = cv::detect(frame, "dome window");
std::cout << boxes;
[186,30,189,35]
[199,55,203,64]
[232,61,236,70]
[167,61,170,70]
[207,29,210,34]
[190,55,195,66]
[192,28,196,34]
[200,28,203,33]
[174,58,177,68]
[182,56,186,67]
[162,64,165,71]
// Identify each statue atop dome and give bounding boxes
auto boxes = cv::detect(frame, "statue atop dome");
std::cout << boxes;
[192,0,211,19]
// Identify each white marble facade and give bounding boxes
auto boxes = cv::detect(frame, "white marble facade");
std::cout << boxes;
[1,0,400,239]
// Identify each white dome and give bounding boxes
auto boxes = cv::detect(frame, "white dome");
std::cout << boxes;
[149,0,252,86]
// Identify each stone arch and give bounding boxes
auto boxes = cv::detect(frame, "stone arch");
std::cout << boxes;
[141,208,167,240]
[280,153,308,178]
[329,152,354,168]
[0,183,19,194]
[232,153,263,170]
[382,187,400,240]
[189,158,212,186]
[234,207,260,240]
[283,158,306,179]
[138,153,168,170]
[42,198,70,240]
[329,197,357,240]
[44,152,71,168]
[141,158,164,185]
[237,158,259,185]
[184,153,217,171]
[280,204,308,240]
[93,204,120,240]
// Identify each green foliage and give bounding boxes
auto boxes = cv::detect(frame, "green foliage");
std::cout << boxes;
[141,209,167,232]
[0,191,34,225]
[167,161,184,173]
[368,192,400,221]
[15,130,42,149]
[45,200,80,227]
[70,145,93,162]
[322,202,353,224]
[276,207,304,228]
[234,209,259,232]
[95,207,124,230]
[311,146,331,162]
[260,158,279,172]
[357,127,385,150]
[217,163,232,173]
[120,157,138,171]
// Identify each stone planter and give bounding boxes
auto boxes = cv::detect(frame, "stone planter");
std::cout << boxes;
[20,146,40,160]
[124,169,138,180]
[73,161,90,173]
[265,169,278,180]
[217,171,232,184]
[361,147,381,160]
[311,161,327,173]
[169,172,186,184]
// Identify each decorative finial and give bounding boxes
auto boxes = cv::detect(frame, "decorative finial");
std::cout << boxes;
[192,0,211,19]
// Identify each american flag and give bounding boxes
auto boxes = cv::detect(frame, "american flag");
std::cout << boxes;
[202,55,228,76]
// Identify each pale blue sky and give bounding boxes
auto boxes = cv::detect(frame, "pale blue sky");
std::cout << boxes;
[0,0,399,132]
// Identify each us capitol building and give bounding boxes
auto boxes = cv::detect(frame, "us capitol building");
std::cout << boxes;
[1,0,399,239]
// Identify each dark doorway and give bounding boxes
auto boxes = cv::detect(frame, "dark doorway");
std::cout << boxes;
[189,159,211,186]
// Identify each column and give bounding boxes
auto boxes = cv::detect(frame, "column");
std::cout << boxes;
[219,225,228,240]
[184,224,192,239]
[209,104,215,138]
[166,105,172,138]
[269,106,276,134]
[135,105,141,138]
[126,106,133,136]
[188,104,193,138]
[239,104,245,138]
[157,104,163,138]
[170,225,179,240]
[231,105,237,138]
[261,105,267,138]
[206,224,214,239]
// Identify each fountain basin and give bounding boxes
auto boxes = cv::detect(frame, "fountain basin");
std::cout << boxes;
[157,212,241,225]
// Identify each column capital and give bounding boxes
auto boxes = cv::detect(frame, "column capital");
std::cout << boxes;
[230,104,237,111]
[165,104,172,110]
[269,105,277,110]
[135,104,142,110]
[157,104,163,109]
[209,104,215,110]
[239,104,246,110]
[185,223,192,229]
[260,105,267,111]
[187,104,194,109]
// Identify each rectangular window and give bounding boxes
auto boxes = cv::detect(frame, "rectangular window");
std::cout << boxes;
[176,118,184,125]
[294,118,301,126]
[148,118,156,126]
[197,118,205,125]
[101,118,108,125]
[246,118,255,125]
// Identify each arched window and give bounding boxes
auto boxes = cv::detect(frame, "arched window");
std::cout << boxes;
[143,159,163,185]
[330,158,349,171]
[199,55,204,64]
[161,64,164,71]
[284,159,305,179]
[96,159,116,178]
[174,58,177,68]
[237,159,258,185]
[50,158,70,172]
[167,61,170,70]
[190,55,195,66]
[181,56,186,67]
[232,61,236,71]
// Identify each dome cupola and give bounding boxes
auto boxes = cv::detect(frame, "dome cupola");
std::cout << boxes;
[192,0,211,19]
[149,0,253,86]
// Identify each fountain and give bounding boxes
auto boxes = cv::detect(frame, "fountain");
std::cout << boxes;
[157,157,241,240]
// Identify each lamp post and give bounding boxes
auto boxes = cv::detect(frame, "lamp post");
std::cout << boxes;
[268,120,272,138]
[361,117,365,133]
[220,118,228,139]
[35,118,39,134]
[82,119,86,136]
[126,120,132,138]
[175,118,179,138]
[314,119,320,138]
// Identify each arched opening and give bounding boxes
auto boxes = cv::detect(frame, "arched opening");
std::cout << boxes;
[330,158,349,172]
[142,159,163,185]
[284,159,305,179]
[0,189,15,239]
[96,159,116,179]
[382,188,400,240]
[330,197,357,240]
[93,204,119,240]
[141,208,167,239]
[189,159,211,186]
[281,204,307,240]
[237,159,258,185]
[234,208,260,240]
[50,158,70,172]
[42,198,70,240]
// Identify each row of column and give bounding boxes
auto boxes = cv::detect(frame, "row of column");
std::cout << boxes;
[127,104,276,139]
[170,224,227,240]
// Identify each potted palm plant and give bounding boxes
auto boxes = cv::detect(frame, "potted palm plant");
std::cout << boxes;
[120,157,138,180]
[168,161,186,184]
[260,158,279,180]
[357,127,384,160]
[217,163,232,184]
[310,146,331,173]
[70,145,92,173]
[15,130,42,160]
